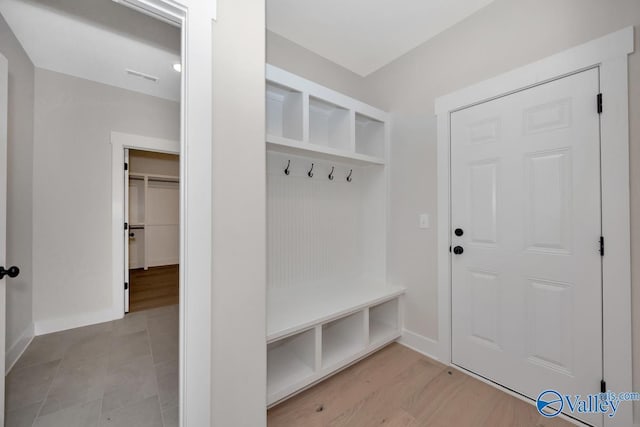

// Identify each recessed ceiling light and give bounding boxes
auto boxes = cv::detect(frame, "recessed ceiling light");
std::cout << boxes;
[173,63,182,73]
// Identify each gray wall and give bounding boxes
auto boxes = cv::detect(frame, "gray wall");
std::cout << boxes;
[0,13,34,366]
[268,0,640,418]
[33,69,179,327]
[267,30,374,106]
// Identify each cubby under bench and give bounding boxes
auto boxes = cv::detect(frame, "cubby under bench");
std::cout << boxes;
[267,283,405,406]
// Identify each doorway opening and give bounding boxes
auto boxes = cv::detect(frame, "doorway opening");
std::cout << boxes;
[0,0,186,424]
[126,149,180,313]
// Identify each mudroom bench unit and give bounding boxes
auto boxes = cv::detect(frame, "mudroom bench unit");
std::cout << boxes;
[265,65,405,406]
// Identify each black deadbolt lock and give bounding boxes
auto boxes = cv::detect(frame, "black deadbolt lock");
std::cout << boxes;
[454,228,464,236]
[0,266,20,280]
[453,246,464,255]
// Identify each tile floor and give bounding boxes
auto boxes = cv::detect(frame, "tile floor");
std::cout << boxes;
[5,305,179,427]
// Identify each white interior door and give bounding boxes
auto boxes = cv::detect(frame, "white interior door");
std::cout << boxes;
[124,148,130,313]
[0,53,8,427]
[451,68,603,426]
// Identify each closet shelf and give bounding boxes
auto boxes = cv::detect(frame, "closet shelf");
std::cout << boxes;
[267,135,385,166]
[129,172,179,183]
[267,282,405,342]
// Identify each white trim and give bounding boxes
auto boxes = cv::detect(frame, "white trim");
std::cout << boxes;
[149,257,180,267]
[435,27,634,114]
[5,323,34,374]
[112,0,216,22]
[0,53,6,427]
[398,329,440,361]
[34,308,116,336]
[435,27,634,427]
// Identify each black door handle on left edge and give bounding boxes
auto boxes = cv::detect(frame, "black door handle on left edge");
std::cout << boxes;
[453,246,464,255]
[0,266,20,279]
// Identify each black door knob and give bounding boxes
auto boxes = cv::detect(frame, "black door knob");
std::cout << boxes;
[129,232,135,238]
[0,266,20,279]
[453,246,464,255]
[455,228,464,236]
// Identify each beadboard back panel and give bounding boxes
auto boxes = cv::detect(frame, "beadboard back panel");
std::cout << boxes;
[267,152,385,290]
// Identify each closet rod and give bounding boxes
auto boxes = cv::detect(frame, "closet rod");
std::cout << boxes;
[147,177,179,183]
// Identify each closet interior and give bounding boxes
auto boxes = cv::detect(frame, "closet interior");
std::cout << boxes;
[128,150,180,312]
[265,65,405,406]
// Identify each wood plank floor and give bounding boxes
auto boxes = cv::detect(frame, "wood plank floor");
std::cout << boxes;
[267,343,573,427]
[130,265,179,312]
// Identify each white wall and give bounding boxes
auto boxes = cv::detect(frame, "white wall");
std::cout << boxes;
[0,13,34,369]
[211,0,266,425]
[32,69,179,332]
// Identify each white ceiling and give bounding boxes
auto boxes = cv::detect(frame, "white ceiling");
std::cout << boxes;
[267,0,496,77]
[0,0,181,101]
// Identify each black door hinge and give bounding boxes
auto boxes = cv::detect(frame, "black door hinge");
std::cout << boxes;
[124,282,129,290]
[597,93,603,114]
[599,236,605,256]
[124,222,129,230]
[124,162,129,171]
[601,379,606,393]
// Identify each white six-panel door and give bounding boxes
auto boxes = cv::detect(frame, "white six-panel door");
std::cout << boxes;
[451,68,603,426]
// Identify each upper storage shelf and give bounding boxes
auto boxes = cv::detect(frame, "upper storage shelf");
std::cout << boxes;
[266,82,303,142]
[266,65,388,166]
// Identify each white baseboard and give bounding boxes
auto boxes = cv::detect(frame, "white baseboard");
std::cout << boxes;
[34,308,119,336]
[5,323,35,374]
[148,259,179,268]
[398,329,440,361]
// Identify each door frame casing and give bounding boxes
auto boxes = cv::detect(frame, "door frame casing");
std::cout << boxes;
[0,52,8,427]
[435,27,634,427]
[110,1,214,426]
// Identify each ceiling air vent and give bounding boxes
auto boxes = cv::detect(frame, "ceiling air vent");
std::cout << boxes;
[125,69,159,83]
